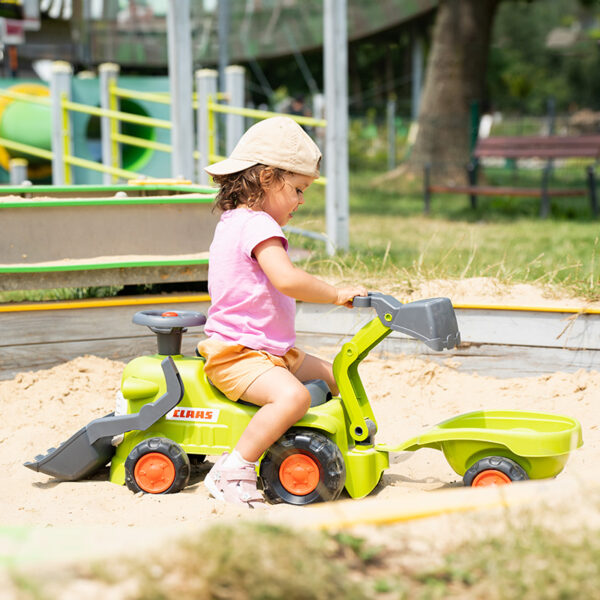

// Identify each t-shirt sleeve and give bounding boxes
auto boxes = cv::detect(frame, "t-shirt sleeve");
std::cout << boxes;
[241,212,289,257]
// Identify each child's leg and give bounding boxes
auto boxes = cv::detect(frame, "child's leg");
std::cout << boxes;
[205,366,309,505]
[235,366,311,462]
[293,352,339,395]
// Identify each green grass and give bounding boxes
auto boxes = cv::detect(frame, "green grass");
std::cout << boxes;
[1,167,598,303]
[0,286,123,303]
[291,167,599,301]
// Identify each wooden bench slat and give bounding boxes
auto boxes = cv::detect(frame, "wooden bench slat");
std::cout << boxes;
[475,148,599,159]
[478,135,600,146]
[473,135,600,160]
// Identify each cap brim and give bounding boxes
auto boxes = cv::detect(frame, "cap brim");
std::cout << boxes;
[204,157,257,176]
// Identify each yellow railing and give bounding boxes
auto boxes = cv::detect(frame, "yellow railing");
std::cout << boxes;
[59,93,173,183]
[61,98,172,129]
[109,81,119,175]
[0,137,53,161]
[208,102,326,129]
[0,89,51,106]
[112,132,172,153]
[113,87,171,105]
[0,82,328,187]
[63,154,144,180]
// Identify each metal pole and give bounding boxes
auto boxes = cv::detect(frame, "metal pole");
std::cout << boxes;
[99,62,120,184]
[196,68,218,185]
[225,65,245,155]
[50,60,72,186]
[167,0,194,180]
[313,92,326,165]
[9,158,27,185]
[324,0,349,255]
[411,28,424,122]
[218,0,230,92]
[387,97,396,171]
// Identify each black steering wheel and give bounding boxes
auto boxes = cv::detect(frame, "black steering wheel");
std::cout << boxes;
[133,310,206,334]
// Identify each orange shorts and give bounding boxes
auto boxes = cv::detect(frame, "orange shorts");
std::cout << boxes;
[196,337,306,401]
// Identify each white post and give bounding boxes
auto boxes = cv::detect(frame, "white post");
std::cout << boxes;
[99,62,120,184]
[167,0,194,180]
[387,97,396,171]
[313,92,325,155]
[324,0,349,254]
[218,0,230,92]
[225,65,245,155]
[9,158,27,185]
[411,29,424,122]
[196,69,218,186]
[50,61,73,186]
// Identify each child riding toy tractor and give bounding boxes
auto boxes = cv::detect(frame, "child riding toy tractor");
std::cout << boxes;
[25,293,582,504]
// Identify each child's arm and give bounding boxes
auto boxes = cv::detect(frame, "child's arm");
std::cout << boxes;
[253,238,367,307]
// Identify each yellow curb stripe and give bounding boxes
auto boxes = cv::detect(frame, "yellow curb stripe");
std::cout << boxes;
[453,303,600,315]
[1,296,598,315]
[0,294,211,312]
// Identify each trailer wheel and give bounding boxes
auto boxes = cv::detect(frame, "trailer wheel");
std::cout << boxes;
[125,437,190,494]
[463,456,528,487]
[260,430,345,505]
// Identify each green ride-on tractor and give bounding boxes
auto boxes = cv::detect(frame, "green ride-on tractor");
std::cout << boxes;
[25,293,582,504]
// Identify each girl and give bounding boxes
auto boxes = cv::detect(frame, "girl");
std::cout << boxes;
[199,116,367,507]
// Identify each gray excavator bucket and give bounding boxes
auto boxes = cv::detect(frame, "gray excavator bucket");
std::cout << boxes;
[353,293,461,351]
[24,356,184,481]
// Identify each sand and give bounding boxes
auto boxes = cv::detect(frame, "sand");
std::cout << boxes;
[2,351,598,528]
[1,277,599,571]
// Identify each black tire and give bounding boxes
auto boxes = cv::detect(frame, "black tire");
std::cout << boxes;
[124,437,190,494]
[259,429,346,505]
[463,455,529,487]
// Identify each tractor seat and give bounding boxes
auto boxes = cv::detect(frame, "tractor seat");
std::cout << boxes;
[195,349,332,407]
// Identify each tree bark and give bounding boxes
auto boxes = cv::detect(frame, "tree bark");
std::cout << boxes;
[406,0,501,183]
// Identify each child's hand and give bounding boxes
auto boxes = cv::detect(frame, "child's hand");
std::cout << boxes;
[334,286,368,308]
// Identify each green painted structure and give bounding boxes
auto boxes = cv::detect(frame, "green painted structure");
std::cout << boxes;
[24,1,438,68]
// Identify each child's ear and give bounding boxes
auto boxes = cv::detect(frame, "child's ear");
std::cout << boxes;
[259,167,284,190]
[258,168,273,188]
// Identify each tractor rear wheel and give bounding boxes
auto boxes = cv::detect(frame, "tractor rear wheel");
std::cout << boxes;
[260,430,345,505]
[124,437,190,494]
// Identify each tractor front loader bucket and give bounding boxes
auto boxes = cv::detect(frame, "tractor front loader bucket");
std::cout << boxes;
[24,356,184,481]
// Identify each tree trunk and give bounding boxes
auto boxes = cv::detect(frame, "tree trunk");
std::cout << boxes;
[407,0,501,183]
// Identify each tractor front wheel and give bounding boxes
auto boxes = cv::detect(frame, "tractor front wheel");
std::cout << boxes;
[260,430,345,505]
[463,456,528,487]
[124,437,190,494]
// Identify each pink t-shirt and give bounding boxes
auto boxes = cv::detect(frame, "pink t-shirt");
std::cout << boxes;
[204,208,296,355]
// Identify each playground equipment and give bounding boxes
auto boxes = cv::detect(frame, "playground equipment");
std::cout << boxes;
[0,66,325,186]
[0,83,52,181]
[24,292,582,504]
[0,73,172,185]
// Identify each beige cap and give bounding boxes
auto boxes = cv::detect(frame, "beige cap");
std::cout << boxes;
[205,116,321,179]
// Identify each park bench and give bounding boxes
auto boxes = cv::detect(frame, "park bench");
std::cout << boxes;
[423,135,600,218]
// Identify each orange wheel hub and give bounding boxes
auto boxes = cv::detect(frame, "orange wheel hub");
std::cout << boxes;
[471,469,512,487]
[134,452,176,493]
[279,454,319,495]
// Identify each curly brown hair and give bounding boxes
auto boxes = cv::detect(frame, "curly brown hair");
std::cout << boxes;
[212,164,289,212]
